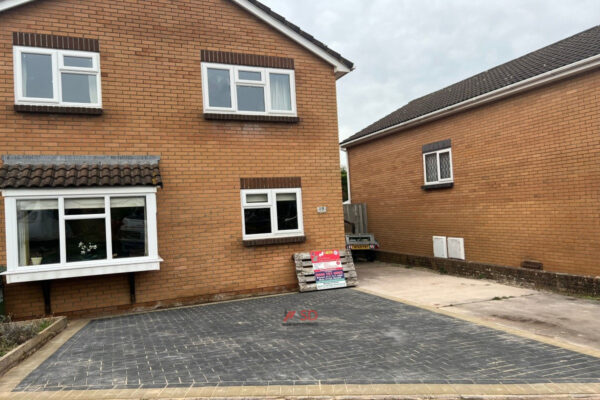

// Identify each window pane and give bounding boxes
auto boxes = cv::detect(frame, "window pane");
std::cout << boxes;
[17,200,60,266]
[246,193,268,203]
[237,85,265,112]
[64,56,93,68]
[61,73,97,103]
[239,70,261,81]
[276,193,298,231]
[244,208,271,235]
[425,153,438,182]
[270,73,291,111]
[439,152,451,179]
[207,68,231,108]
[111,197,147,259]
[65,198,105,215]
[21,53,53,99]
[66,219,107,262]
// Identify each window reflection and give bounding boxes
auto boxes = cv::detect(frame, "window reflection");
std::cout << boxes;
[111,197,147,258]
[17,200,60,266]
[276,193,298,230]
[65,219,107,262]
[244,208,271,235]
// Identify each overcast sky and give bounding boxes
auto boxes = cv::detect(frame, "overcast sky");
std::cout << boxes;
[259,0,600,166]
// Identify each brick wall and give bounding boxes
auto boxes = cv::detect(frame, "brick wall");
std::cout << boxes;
[347,71,600,277]
[0,0,346,318]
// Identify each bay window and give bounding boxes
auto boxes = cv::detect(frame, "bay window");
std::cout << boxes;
[13,46,102,108]
[3,187,160,283]
[202,63,296,116]
[241,188,303,240]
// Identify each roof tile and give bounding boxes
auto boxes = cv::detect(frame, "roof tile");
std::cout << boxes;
[0,163,162,189]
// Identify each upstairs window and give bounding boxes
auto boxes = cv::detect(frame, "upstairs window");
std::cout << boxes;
[202,63,296,116]
[423,148,453,185]
[13,46,102,108]
[241,188,303,240]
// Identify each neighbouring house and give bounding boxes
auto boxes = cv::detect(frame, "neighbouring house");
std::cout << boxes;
[341,26,600,277]
[0,0,353,319]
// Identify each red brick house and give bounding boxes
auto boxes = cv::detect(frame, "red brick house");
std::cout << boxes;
[342,26,600,277]
[0,0,353,318]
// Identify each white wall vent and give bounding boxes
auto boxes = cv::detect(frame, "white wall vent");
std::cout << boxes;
[432,236,447,258]
[447,237,465,260]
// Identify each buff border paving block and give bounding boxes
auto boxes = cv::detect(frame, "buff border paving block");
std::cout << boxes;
[318,383,347,395]
[278,385,295,396]
[0,383,600,398]
[265,385,282,396]
[181,386,215,398]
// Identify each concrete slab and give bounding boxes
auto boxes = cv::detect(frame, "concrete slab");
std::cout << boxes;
[357,261,539,306]
[357,261,600,351]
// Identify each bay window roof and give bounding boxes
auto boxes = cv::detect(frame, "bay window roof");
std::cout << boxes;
[0,155,162,189]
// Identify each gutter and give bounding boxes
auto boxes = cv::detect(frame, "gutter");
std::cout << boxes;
[0,0,36,12]
[341,53,600,149]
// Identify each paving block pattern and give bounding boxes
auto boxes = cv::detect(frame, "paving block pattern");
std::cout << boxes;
[15,290,600,391]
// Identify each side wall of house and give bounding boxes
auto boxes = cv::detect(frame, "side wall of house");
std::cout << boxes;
[0,0,346,318]
[347,70,600,277]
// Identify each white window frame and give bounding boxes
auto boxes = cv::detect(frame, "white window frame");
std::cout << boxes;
[235,66,266,84]
[241,188,303,240]
[2,187,161,284]
[202,62,297,117]
[13,46,102,108]
[423,148,453,185]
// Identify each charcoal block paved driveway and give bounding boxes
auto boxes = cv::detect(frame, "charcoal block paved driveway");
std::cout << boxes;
[16,290,600,391]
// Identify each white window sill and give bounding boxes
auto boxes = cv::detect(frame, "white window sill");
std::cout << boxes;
[1,257,162,284]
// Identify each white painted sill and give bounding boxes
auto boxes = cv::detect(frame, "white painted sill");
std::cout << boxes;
[1,257,163,283]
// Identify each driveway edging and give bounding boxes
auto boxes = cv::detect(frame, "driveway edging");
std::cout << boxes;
[1,382,600,399]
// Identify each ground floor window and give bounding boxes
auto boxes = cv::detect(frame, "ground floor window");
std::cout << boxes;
[3,187,160,283]
[241,188,303,240]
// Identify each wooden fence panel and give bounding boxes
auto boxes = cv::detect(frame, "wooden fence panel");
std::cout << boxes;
[343,203,368,233]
